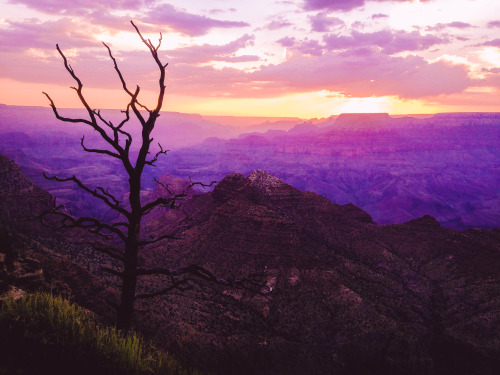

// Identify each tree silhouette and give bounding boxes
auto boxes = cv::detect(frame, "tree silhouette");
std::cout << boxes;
[42,21,262,331]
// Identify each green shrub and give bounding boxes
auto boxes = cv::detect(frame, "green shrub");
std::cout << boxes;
[0,292,202,375]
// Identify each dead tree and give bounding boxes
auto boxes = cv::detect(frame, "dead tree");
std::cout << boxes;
[42,21,264,331]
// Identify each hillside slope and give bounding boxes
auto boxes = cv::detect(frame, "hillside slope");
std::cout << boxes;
[137,170,500,375]
[1,154,499,375]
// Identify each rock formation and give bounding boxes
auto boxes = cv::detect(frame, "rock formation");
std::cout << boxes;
[136,170,500,375]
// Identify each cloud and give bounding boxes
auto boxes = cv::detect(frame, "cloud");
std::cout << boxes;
[2,40,471,102]
[482,67,500,74]
[487,20,500,28]
[143,3,249,36]
[153,47,471,100]
[251,49,471,98]
[323,30,447,54]
[309,12,344,32]
[0,18,101,52]
[0,48,116,90]
[164,34,259,64]
[8,0,144,13]
[277,36,324,56]
[208,8,237,15]
[303,0,365,12]
[276,36,296,47]
[0,14,470,104]
[302,0,431,12]
[426,21,474,31]
[265,18,293,30]
[480,38,500,47]
[295,39,324,56]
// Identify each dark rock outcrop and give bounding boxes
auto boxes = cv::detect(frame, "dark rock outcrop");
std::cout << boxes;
[0,155,118,322]
[138,171,500,375]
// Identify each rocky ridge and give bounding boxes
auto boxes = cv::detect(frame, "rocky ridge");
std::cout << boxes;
[136,170,500,375]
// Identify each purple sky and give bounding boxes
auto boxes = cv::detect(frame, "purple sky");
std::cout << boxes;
[1,0,500,117]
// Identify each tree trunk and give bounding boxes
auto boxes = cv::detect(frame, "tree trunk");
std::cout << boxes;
[116,230,139,331]
[116,175,142,331]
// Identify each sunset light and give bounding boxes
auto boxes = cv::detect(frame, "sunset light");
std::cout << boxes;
[1,2,499,373]
[1,0,500,117]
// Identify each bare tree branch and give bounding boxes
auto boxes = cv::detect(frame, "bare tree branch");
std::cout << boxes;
[102,41,149,126]
[43,172,130,219]
[80,135,122,159]
[44,47,132,163]
[145,143,169,166]
[42,92,93,126]
[92,109,113,128]
[41,209,127,241]
[130,20,167,117]
[140,194,187,215]
[54,45,104,135]
[188,177,218,190]
[136,265,268,295]
[42,21,236,331]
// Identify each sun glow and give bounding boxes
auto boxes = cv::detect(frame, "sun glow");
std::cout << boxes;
[337,96,392,114]
[479,47,500,67]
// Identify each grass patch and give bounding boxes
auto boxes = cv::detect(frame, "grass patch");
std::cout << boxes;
[0,292,202,375]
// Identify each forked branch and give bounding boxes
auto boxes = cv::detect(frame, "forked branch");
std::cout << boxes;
[136,265,268,295]
[41,208,127,241]
[43,172,129,218]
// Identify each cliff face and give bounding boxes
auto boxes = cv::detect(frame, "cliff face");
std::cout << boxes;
[150,114,499,230]
[0,154,118,322]
[139,170,500,375]
[0,154,53,235]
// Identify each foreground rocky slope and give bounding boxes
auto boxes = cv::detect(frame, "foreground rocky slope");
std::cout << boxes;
[1,153,499,375]
[138,170,500,375]
[0,155,117,321]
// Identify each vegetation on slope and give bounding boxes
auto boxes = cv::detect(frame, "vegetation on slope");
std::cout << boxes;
[0,292,202,375]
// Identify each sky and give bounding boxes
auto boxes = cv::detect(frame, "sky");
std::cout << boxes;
[1,0,500,118]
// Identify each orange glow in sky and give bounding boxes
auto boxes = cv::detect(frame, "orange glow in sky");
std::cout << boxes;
[1,0,500,117]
